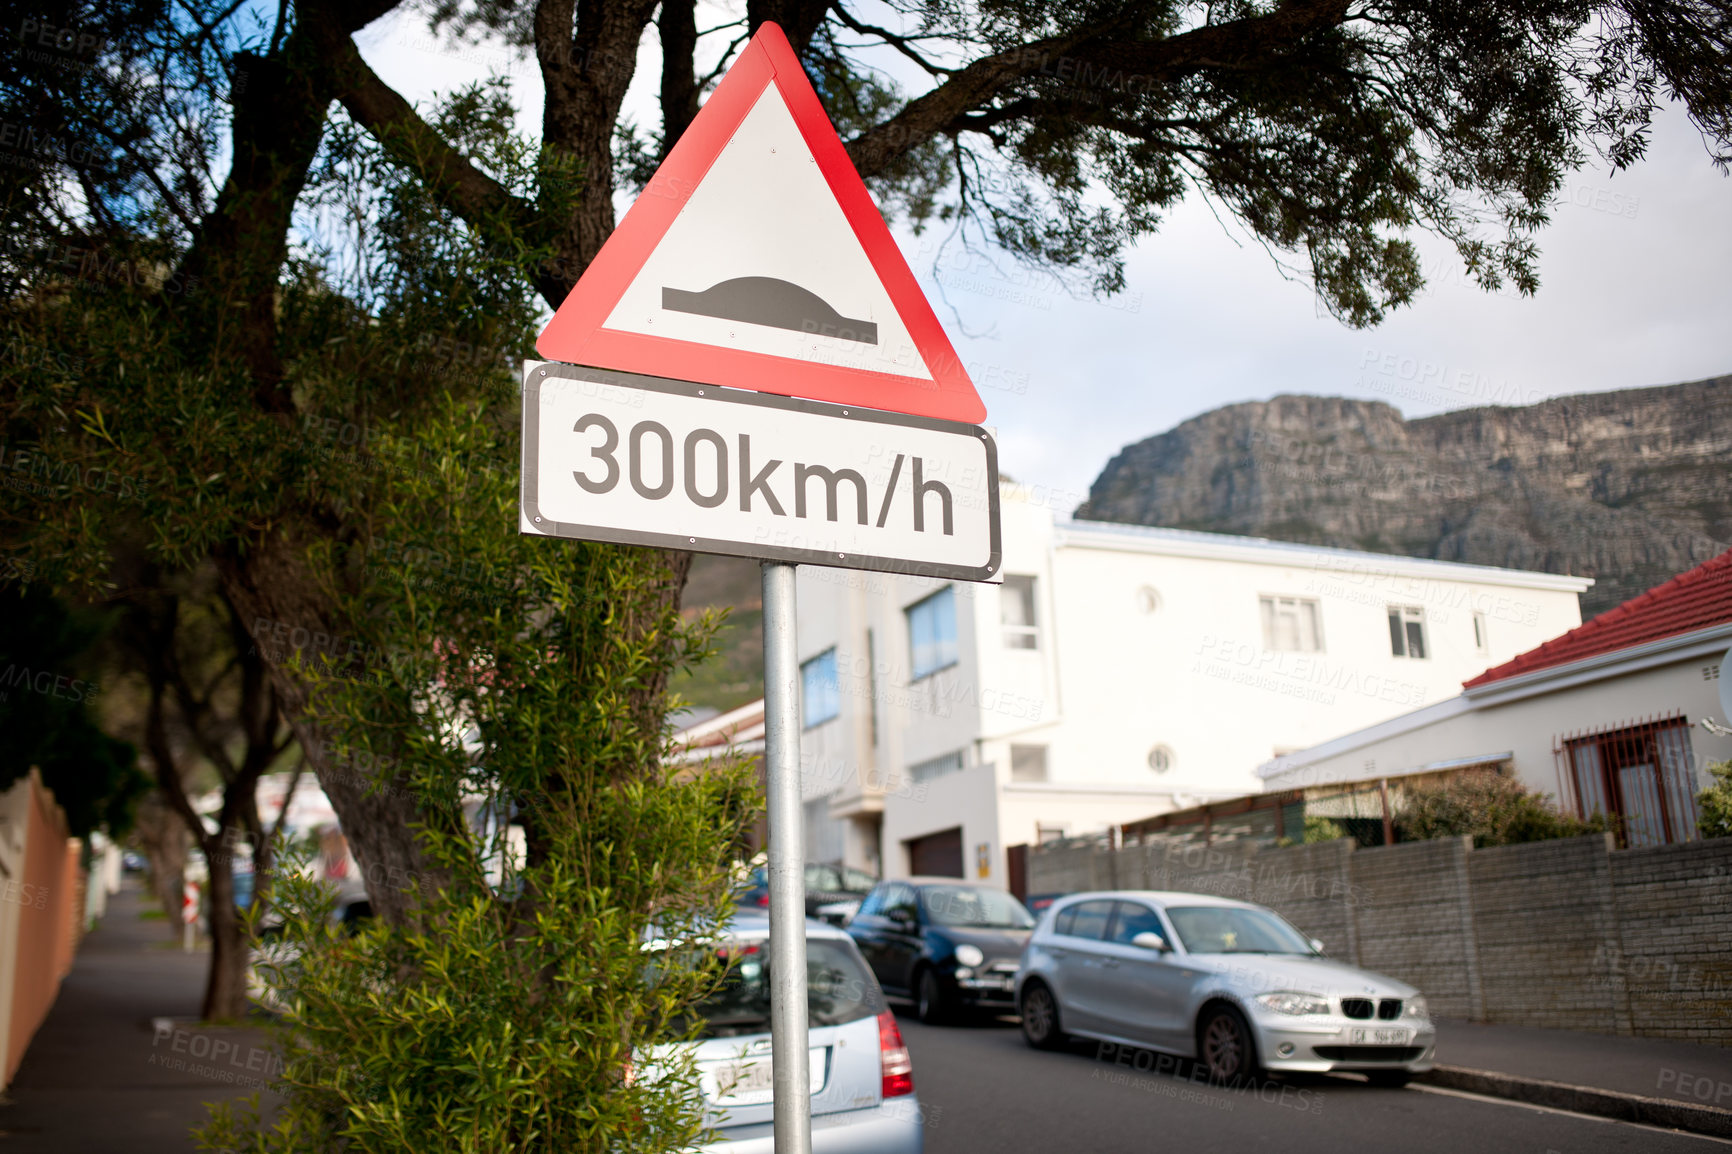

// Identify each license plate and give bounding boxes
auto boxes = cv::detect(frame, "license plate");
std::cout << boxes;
[711,1059,775,1100]
[705,1047,827,1104]
[1348,1027,1411,1045]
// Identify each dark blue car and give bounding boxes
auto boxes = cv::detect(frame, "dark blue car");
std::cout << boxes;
[847,878,1035,1024]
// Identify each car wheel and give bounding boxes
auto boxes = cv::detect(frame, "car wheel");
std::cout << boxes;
[1020,982,1065,1050]
[1198,1005,1259,1081]
[916,969,950,1025]
[1365,1070,1412,1088]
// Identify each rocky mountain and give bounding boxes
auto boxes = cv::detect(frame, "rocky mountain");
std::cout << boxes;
[1077,374,1732,618]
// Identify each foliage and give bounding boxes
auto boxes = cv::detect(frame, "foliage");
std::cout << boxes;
[1697,760,1732,839]
[174,99,748,1148]
[195,380,756,1150]
[0,587,147,836]
[1394,771,1610,847]
[1302,815,1347,844]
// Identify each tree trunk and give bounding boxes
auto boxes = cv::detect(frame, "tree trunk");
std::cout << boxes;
[200,839,250,1021]
[216,533,446,928]
[134,796,188,933]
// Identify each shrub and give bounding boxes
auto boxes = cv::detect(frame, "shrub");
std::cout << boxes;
[1394,771,1610,847]
[1303,816,1348,844]
[1698,761,1732,839]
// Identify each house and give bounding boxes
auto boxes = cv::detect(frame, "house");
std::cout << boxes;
[1259,548,1732,847]
[786,482,1592,881]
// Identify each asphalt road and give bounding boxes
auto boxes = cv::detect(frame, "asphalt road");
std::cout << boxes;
[895,1009,1727,1154]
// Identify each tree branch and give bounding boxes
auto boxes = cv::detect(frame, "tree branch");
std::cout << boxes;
[659,0,700,152]
[845,0,1351,178]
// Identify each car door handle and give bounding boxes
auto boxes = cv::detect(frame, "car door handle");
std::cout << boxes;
[1101,959,1120,969]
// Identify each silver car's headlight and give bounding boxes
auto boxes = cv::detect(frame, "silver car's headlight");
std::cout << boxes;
[1404,995,1429,1020]
[954,944,985,967]
[1255,991,1330,1016]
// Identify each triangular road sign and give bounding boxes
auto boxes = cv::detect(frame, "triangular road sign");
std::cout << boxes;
[536,23,986,423]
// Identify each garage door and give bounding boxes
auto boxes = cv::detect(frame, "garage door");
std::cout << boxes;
[905,827,964,878]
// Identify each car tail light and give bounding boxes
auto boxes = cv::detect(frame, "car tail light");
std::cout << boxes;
[878,1010,914,1098]
[755,892,770,907]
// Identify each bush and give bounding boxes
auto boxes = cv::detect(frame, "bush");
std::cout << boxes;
[1394,771,1610,847]
[1698,761,1732,838]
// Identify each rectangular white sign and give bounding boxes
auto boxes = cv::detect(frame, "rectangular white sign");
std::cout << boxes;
[520,363,1001,581]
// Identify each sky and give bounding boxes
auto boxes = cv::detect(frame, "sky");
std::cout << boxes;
[359,9,1732,516]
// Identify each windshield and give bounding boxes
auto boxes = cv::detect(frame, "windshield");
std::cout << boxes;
[1165,906,1314,955]
[683,939,883,1038]
[919,886,1035,929]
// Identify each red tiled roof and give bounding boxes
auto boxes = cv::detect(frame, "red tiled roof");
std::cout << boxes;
[1464,548,1732,688]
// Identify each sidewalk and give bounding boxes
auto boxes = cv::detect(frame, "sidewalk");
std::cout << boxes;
[0,879,279,1153]
[1427,1018,1732,1135]
[1436,1018,1732,1101]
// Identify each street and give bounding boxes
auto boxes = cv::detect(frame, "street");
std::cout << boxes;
[896,1010,1724,1153]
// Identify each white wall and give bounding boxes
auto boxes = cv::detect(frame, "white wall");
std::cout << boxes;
[792,483,1590,873]
[1264,652,1730,805]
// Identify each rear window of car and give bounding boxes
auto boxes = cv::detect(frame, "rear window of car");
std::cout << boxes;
[685,939,884,1038]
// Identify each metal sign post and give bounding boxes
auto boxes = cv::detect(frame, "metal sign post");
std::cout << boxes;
[760,560,811,1154]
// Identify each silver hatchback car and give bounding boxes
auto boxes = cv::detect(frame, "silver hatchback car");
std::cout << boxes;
[1016,891,1435,1085]
[647,910,925,1152]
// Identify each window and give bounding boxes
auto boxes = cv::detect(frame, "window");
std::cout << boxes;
[1387,606,1428,659]
[1260,596,1324,652]
[1001,574,1039,648]
[1165,906,1314,955]
[1010,744,1048,783]
[1561,715,1700,847]
[857,885,886,918]
[910,749,965,783]
[882,883,918,920]
[840,866,878,892]
[1058,899,1115,940]
[918,886,1034,928]
[1107,902,1168,947]
[1473,610,1489,653]
[683,939,883,1039]
[800,648,839,727]
[906,586,959,678]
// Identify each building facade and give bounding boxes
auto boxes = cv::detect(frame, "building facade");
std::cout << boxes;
[1260,548,1732,847]
[792,483,1591,882]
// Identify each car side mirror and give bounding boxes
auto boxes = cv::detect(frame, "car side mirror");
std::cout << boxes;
[1131,932,1171,953]
[889,908,916,929]
[1309,938,1326,956]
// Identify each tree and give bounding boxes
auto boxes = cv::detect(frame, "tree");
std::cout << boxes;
[103,563,300,1021]
[0,587,147,839]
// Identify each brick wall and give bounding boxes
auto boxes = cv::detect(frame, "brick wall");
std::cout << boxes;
[1027,830,1732,1043]
[1608,837,1732,1042]
[1351,837,1481,1020]
[1467,835,1625,1033]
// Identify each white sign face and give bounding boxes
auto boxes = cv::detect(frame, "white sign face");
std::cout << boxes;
[520,362,1001,581]
[601,84,932,381]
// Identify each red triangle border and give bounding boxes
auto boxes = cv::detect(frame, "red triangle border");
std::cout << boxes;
[535,23,986,424]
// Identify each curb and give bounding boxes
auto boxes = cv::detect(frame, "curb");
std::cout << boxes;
[1419,1065,1732,1139]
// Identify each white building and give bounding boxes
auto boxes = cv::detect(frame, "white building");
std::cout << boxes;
[1260,548,1732,847]
[791,483,1591,882]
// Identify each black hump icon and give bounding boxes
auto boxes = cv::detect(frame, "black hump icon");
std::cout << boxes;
[661,276,878,345]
